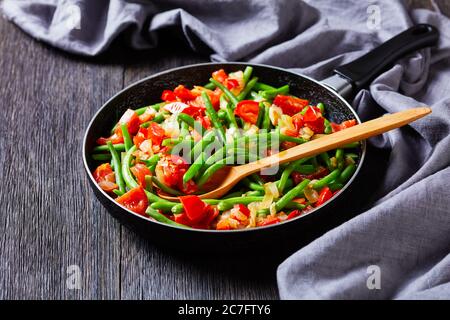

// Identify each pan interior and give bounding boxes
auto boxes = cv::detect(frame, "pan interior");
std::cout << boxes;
[84,63,362,175]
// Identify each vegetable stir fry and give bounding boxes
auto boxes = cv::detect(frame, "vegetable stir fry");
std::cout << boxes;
[91,67,359,230]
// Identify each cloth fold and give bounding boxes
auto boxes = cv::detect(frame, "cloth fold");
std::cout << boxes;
[3,0,449,299]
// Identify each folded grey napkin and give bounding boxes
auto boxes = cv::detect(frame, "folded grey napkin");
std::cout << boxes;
[3,0,449,299]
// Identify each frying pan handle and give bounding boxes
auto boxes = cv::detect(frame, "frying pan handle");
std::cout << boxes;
[322,24,439,97]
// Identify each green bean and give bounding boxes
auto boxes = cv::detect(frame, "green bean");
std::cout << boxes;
[225,102,239,129]
[255,102,265,128]
[243,66,253,84]
[204,82,216,90]
[152,113,165,124]
[145,207,188,228]
[242,177,264,191]
[257,208,270,216]
[113,189,124,197]
[178,113,205,135]
[198,152,250,188]
[183,153,205,183]
[254,82,276,91]
[278,158,310,193]
[142,154,160,167]
[345,153,359,159]
[152,176,183,196]
[171,203,184,214]
[140,121,151,128]
[188,130,215,161]
[275,179,310,211]
[107,141,125,193]
[217,109,228,121]
[202,92,226,143]
[145,175,153,192]
[313,169,341,190]
[237,77,258,101]
[209,78,239,106]
[296,165,316,174]
[250,173,265,185]
[319,152,332,171]
[245,190,263,197]
[328,182,344,191]
[284,202,306,210]
[279,134,306,144]
[120,124,133,151]
[337,163,357,184]
[93,144,125,153]
[150,201,175,212]
[179,121,190,138]
[162,137,182,147]
[317,102,325,114]
[121,146,139,189]
[217,196,264,211]
[342,142,360,149]
[336,148,344,170]
[260,85,289,100]
[92,153,112,161]
[135,102,163,115]
[261,104,271,130]
[324,118,332,134]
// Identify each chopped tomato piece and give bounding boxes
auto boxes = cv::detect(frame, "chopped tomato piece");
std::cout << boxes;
[331,119,357,132]
[287,210,301,220]
[130,163,151,187]
[292,166,329,184]
[183,105,206,118]
[292,113,304,131]
[303,106,325,133]
[234,204,250,217]
[234,100,259,124]
[148,122,165,146]
[226,78,239,90]
[273,95,309,116]
[196,115,212,129]
[96,132,124,145]
[117,109,140,135]
[179,195,208,223]
[315,187,333,207]
[161,90,177,102]
[155,155,188,188]
[212,69,228,83]
[179,179,198,195]
[116,187,148,216]
[258,216,280,226]
[93,163,118,192]
[174,85,197,102]
[216,219,232,230]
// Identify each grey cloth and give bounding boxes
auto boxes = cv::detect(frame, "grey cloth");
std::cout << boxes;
[3,0,449,299]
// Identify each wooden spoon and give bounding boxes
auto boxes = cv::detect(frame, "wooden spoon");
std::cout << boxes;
[159,107,431,201]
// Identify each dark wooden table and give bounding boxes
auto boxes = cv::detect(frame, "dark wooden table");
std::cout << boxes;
[1,1,447,299]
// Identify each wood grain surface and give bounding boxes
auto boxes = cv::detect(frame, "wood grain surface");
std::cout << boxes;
[0,1,447,299]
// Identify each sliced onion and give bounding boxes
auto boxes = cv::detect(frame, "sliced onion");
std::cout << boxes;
[304,185,319,203]
[162,116,180,138]
[264,182,279,199]
[269,105,283,126]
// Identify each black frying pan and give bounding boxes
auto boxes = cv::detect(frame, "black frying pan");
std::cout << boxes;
[82,24,438,252]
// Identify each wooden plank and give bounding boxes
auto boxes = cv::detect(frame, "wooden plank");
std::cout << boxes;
[0,19,123,299]
[121,48,279,299]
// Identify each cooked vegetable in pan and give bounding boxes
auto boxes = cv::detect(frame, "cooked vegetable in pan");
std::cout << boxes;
[91,67,359,230]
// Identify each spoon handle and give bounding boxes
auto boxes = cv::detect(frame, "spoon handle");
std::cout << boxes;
[237,107,431,176]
